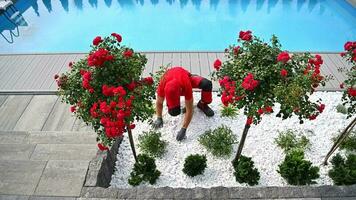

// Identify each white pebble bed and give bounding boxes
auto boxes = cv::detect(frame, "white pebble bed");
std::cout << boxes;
[111,91,353,188]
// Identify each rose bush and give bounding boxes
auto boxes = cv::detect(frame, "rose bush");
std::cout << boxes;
[54,34,155,154]
[339,41,356,118]
[323,41,356,165]
[212,31,327,161]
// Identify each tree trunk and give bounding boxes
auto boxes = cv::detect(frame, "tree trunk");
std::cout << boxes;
[233,123,250,163]
[127,125,138,162]
[323,117,356,165]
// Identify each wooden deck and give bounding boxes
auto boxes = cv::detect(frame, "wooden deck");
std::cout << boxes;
[0,52,352,92]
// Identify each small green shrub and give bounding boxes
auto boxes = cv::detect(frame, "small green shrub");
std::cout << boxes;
[336,104,348,114]
[128,154,161,186]
[198,125,237,158]
[221,104,238,118]
[278,150,320,185]
[232,155,260,186]
[328,153,356,185]
[333,130,356,152]
[138,130,167,158]
[183,154,207,177]
[275,130,310,153]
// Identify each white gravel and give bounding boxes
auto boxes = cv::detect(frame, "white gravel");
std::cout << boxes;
[110,91,353,188]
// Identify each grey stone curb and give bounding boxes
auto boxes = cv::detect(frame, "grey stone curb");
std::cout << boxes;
[84,137,123,188]
[80,185,356,199]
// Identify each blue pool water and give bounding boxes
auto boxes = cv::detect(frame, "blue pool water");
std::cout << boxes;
[0,0,355,53]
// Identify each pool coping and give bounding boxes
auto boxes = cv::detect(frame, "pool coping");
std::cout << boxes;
[81,135,356,199]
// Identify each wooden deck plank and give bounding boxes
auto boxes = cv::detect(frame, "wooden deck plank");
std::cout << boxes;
[0,55,17,80]
[172,52,181,66]
[322,54,345,87]
[13,55,50,90]
[0,56,15,75]
[26,55,61,90]
[38,54,67,90]
[48,54,79,90]
[142,53,154,77]
[181,53,191,71]
[42,100,77,131]
[0,95,8,108]
[13,95,58,131]
[206,53,219,89]
[152,53,164,74]
[199,52,211,79]
[0,95,33,131]
[190,53,201,76]
[0,55,27,88]
[0,55,32,89]
[334,53,353,71]
[2,55,37,90]
[162,52,173,67]
[11,55,43,90]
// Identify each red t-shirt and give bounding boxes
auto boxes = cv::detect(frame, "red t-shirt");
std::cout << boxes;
[157,67,193,101]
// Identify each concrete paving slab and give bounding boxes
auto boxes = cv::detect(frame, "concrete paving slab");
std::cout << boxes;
[0,144,36,160]
[29,196,76,200]
[34,160,89,197]
[28,132,96,144]
[0,195,29,200]
[14,96,57,131]
[0,131,29,144]
[0,96,33,131]
[30,144,97,161]
[41,100,76,131]
[0,160,46,195]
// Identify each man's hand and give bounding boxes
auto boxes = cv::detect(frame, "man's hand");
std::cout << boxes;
[176,127,187,141]
[152,117,163,129]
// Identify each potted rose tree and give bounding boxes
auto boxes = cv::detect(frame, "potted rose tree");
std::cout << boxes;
[323,41,356,164]
[55,34,155,161]
[212,31,327,163]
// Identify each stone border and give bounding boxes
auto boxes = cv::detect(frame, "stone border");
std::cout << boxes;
[80,185,356,199]
[81,136,356,199]
[84,136,123,188]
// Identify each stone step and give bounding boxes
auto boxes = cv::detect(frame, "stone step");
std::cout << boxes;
[0,131,97,145]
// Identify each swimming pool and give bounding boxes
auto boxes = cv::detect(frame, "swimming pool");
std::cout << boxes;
[0,0,355,53]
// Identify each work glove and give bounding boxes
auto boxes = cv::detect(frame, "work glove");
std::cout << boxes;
[176,127,187,141]
[152,117,163,129]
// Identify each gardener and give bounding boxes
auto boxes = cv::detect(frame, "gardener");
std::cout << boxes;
[152,66,214,141]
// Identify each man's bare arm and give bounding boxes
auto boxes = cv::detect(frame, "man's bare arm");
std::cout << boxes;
[182,98,193,128]
[156,96,164,118]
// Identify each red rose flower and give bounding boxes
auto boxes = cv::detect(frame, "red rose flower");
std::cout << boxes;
[111,33,122,42]
[348,87,356,97]
[68,62,73,68]
[264,106,273,113]
[257,108,264,115]
[239,30,252,41]
[93,36,103,46]
[233,46,240,55]
[309,115,317,120]
[123,50,133,58]
[97,143,109,151]
[213,59,222,70]
[54,74,59,79]
[127,82,136,91]
[144,77,154,85]
[246,117,253,125]
[340,83,344,89]
[277,52,290,64]
[89,88,94,93]
[241,73,259,91]
[280,69,288,77]
[88,48,113,67]
[318,104,325,113]
[340,52,346,57]
[70,106,76,113]
[129,124,136,129]
[344,41,353,51]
